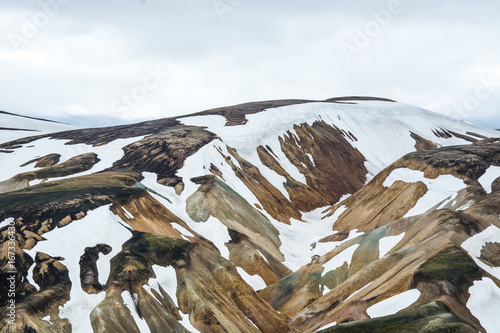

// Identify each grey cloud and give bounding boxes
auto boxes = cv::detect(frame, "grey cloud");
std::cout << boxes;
[0,0,499,128]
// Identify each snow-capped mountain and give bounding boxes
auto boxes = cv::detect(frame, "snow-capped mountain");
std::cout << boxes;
[0,97,499,332]
[0,111,76,144]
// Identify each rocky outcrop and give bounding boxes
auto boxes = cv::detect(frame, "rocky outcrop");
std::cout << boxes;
[410,132,438,151]
[480,242,500,267]
[20,153,61,168]
[394,139,500,183]
[0,252,71,333]
[318,301,477,333]
[176,245,291,333]
[0,152,100,194]
[110,127,216,186]
[218,147,303,224]
[257,121,367,212]
[111,192,219,253]
[80,244,112,294]
[186,176,286,266]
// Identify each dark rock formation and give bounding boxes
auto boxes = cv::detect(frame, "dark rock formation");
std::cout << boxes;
[80,244,112,294]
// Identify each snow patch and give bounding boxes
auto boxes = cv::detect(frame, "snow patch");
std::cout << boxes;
[121,291,151,333]
[456,201,474,211]
[478,166,500,194]
[330,205,347,223]
[366,289,421,318]
[41,315,52,325]
[26,263,40,291]
[306,153,315,166]
[236,267,267,291]
[185,216,231,259]
[319,321,337,330]
[144,265,199,332]
[345,281,374,301]
[383,168,466,217]
[122,207,134,219]
[461,225,500,280]
[24,205,132,333]
[0,136,144,183]
[171,223,195,238]
[272,207,346,271]
[0,217,14,230]
[466,277,500,333]
[179,114,227,128]
[378,233,405,258]
[322,244,360,276]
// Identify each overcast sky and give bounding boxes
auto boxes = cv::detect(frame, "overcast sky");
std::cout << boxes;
[1,0,499,129]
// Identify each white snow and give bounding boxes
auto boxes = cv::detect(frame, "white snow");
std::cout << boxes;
[321,244,360,276]
[366,289,421,318]
[185,216,231,259]
[330,205,347,223]
[145,265,178,305]
[121,291,151,333]
[383,168,467,217]
[461,225,500,280]
[181,101,499,188]
[28,179,44,186]
[24,205,132,333]
[378,233,405,258]
[246,316,259,329]
[41,315,52,325]
[456,200,474,212]
[0,112,76,144]
[437,191,459,209]
[144,265,199,332]
[319,321,337,330]
[466,277,500,333]
[236,267,267,291]
[141,174,233,259]
[306,153,315,166]
[171,223,195,238]
[478,166,500,194]
[256,249,269,263]
[0,136,144,183]
[0,217,14,230]
[271,207,358,271]
[26,263,40,291]
[122,207,134,219]
[345,282,374,301]
[178,114,227,128]
[172,101,495,270]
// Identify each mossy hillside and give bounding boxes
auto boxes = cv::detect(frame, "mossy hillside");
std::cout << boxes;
[125,232,192,267]
[413,247,481,292]
[318,301,476,333]
[399,142,500,182]
[107,231,193,288]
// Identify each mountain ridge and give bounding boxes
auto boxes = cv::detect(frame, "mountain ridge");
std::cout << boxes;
[0,97,499,332]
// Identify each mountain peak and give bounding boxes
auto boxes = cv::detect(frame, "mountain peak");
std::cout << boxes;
[1,99,499,332]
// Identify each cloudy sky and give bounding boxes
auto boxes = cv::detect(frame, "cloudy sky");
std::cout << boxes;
[1,0,499,128]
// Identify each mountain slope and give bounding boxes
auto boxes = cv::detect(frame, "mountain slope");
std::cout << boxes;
[0,97,499,332]
[0,111,76,144]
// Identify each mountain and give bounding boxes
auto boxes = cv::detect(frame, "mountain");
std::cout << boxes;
[0,111,76,145]
[0,97,499,333]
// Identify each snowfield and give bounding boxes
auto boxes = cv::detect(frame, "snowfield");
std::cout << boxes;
[181,101,499,183]
[24,206,132,333]
[366,289,421,318]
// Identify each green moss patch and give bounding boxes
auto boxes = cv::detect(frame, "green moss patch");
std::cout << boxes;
[318,301,476,333]
[413,247,481,291]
